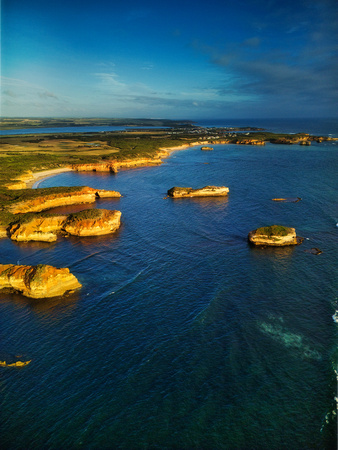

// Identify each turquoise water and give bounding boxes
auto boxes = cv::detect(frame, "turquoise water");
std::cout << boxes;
[1,120,337,448]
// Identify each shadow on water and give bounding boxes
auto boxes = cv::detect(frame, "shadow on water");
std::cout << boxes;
[0,290,80,320]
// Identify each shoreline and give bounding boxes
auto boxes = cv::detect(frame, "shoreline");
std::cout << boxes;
[26,143,203,189]
[25,168,74,189]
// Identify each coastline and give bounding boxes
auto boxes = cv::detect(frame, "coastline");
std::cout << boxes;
[26,167,74,189]
[26,143,203,189]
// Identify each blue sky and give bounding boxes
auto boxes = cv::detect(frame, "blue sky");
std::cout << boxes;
[1,0,337,119]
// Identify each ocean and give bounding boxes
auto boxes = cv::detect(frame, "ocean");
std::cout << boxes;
[1,118,337,449]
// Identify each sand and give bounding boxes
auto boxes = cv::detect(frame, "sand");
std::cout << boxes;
[27,168,74,189]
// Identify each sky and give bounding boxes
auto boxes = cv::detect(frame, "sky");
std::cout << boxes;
[1,0,337,119]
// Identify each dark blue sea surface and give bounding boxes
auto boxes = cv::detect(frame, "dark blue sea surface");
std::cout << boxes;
[0,119,337,449]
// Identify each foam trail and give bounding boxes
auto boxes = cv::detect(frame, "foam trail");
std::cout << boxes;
[258,320,322,360]
[111,266,150,295]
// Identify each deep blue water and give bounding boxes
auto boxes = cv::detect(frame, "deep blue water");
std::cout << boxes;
[0,119,337,449]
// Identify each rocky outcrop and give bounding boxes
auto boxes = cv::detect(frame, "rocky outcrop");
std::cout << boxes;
[8,187,121,214]
[72,162,118,173]
[62,209,121,236]
[305,247,323,255]
[9,215,67,242]
[167,186,229,198]
[0,264,82,298]
[201,146,214,150]
[0,360,31,368]
[270,136,311,145]
[8,209,122,242]
[72,156,165,174]
[0,226,8,239]
[272,197,301,203]
[235,139,265,145]
[248,225,302,246]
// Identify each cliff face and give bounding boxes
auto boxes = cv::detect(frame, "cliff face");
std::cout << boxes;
[0,226,8,239]
[72,156,165,174]
[8,187,121,214]
[235,139,265,145]
[8,209,122,242]
[0,264,82,298]
[9,216,67,242]
[167,186,229,198]
[248,226,300,246]
[63,209,121,236]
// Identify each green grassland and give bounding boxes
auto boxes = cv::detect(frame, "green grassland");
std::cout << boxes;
[0,132,189,188]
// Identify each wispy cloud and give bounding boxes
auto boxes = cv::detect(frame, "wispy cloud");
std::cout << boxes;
[38,91,58,100]
[1,76,65,116]
[3,89,18,98]
[93,72,128,91]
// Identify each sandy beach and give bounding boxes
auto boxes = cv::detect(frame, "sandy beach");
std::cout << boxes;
[27,167,74,189]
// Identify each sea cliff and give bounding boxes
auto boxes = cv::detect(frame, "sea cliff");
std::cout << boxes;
[8,209,121,242]
[167,186,229,198]
[7,187,121,214]
[0,264,82,298]
[62,209,121,237]
[248,225,302,246]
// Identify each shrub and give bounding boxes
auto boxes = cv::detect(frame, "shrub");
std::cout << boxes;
[255,225,292,236]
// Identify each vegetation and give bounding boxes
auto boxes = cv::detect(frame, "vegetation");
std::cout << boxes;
[0,126,332,227]
[0,133,190,189]
[5,211,61,226]
[255,225,292,236]
[65,209,104,223]
[0,211,15,226]
[0,186,87,226]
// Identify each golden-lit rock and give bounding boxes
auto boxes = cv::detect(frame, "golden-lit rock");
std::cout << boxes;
[0,360,31,368]
[0,264,82,298]
[62,209,122,236]
[8,187,121,214]
[248,225,302,246]
[9,215,67,242]
[167,186,229,198]
[235,139,265,145]
[0,226,8,239]
[72,156,165,174]
[7,209,122,242]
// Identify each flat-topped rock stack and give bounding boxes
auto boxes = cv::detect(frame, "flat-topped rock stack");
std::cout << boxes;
[8,209,122,242]
[72,155,166,174]
[167,186,229,198]
[248,225,303,246]
[0,264,82,298]
[7,186,121,214]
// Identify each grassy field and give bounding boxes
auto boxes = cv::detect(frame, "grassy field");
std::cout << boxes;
[0,132,192,188]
